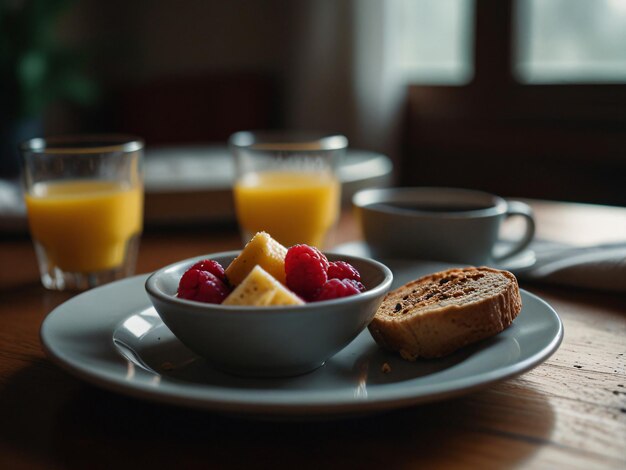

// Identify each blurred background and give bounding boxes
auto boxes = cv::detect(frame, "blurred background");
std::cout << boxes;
[2,0,625,206]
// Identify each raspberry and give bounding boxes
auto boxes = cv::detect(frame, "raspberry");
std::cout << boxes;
[189,259,227,283]
[285,244,330,300]
[313,278,361,302]
[346,278,366,292]
[177,269,231,304]
[327,261,361,282]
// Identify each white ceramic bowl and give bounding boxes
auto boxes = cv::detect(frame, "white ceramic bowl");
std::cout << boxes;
[145,251,393,377]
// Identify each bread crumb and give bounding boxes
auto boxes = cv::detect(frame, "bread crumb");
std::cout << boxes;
[161,361,174,371]
[381,362,392,374]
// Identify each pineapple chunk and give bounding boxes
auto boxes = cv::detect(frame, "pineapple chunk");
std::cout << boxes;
[223,266,276,306]
[223,265,303,306]
[268,285,305,305]
[225,232,287,286]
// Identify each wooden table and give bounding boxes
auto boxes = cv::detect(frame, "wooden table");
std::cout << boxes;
[1,200,625,469]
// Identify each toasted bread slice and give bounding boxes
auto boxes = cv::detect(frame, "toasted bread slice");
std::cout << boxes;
[368,267,522,360]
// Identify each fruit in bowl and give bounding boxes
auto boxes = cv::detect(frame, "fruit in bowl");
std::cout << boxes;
[144,233,393,377]
[176,232,368,306]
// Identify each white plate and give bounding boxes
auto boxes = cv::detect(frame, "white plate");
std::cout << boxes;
[40,268,562,418]
[142,146,393,225]
[144,145,393,195]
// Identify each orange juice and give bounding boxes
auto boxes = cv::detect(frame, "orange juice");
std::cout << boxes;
[24,180,143,272]
[234,171,340,247]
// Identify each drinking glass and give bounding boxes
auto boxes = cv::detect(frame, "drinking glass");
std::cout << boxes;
[230,131,346,248]
[21,135,144,290]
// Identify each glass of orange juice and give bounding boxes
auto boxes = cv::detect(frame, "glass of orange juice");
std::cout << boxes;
[20,135,144,290]
[230,131,346,248]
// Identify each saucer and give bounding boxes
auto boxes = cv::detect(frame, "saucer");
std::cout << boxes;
[40,272,562,418]
[333,241,537,275]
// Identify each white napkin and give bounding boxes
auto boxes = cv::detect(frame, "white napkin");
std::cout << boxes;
[515,240,626,293]
[335,240,626,294]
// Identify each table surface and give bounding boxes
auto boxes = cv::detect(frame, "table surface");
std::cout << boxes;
[0,200,625,469]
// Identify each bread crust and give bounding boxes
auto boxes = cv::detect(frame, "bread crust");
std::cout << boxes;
[368,267,522,360]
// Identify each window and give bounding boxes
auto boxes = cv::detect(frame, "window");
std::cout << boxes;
[403,0,626,205]
[396,0,475,84]
[515,0,626,84]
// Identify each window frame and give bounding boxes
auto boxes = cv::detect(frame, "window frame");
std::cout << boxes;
[403,0,626,205]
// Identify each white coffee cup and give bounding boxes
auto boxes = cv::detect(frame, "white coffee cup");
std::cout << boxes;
[353,187,535,265]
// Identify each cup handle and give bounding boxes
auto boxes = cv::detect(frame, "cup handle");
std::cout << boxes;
[493,200,536,262]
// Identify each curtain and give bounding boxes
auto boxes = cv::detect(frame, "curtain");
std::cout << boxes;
[285,0,406,166]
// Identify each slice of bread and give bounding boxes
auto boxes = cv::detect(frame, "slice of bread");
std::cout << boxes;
[368,267,522,360]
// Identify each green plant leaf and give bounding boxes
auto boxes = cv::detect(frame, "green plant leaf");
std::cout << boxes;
[1,0,95,119]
